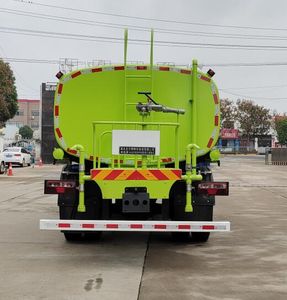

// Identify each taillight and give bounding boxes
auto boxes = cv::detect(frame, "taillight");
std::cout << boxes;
[14,154,21,157]
[44,180,77,194]
[197,182,229,196]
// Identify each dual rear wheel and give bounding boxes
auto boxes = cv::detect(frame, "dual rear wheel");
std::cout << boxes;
[59,166,102,242]
[170,177,214,243]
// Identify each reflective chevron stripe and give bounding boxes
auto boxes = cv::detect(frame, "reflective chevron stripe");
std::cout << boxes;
[90,169,182,181]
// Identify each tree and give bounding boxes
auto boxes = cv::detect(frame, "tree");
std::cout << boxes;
[220,98,236,128]
[19,125,33,139]
[275,117,287,145]
[0,59,18,128]
[236,99,272,140]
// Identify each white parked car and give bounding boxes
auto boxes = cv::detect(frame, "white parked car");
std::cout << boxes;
[3,147,31,167]
[0,151,5,174]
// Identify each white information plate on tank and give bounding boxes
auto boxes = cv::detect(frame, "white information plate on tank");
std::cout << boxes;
[112,130,160,155]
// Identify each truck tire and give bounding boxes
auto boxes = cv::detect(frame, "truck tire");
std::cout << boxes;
[59,164,103,242]
[64,231,101,242]
[170,175,214,243]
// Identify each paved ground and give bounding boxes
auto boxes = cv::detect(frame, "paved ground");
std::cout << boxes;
[0,157,287,300]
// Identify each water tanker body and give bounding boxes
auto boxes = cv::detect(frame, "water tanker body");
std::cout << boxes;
[54,64,220,162]
[41,30,230,242]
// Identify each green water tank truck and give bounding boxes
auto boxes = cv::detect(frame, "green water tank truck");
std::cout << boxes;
[41,30,230,242]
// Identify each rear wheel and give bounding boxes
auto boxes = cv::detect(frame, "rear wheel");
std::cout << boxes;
[190,232,210,243]
[59,164,103,242]
[170,175,214,243]
[21,159,25,167]
[64,231,102,242]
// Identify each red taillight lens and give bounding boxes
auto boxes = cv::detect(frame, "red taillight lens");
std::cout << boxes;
[44,180,77,194]
[197,182,229,196]
[55,187,65,193]
[14,154,21,157]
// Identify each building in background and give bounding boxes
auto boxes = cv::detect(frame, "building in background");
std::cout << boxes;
[218,129,240,153]
[4,99,40,143]
[218,128,273,154]
[41,82,58,163]
[6,99,40,130]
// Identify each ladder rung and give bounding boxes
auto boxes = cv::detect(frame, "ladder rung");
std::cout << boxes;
[126,75,151,79]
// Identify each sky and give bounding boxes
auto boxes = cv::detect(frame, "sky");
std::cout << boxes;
[1,0,287,113]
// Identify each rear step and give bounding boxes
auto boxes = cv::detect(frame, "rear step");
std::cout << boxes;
[40,220,230,232]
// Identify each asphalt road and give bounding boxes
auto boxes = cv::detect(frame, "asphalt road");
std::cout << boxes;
[0,156,287,300]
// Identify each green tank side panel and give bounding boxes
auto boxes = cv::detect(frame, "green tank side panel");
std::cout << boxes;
[54,65,220,161]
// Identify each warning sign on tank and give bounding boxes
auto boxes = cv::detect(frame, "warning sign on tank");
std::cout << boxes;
[119,146,156,155]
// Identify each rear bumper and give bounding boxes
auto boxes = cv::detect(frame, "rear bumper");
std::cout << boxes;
[4,158,22,165]
[40,219,230,232]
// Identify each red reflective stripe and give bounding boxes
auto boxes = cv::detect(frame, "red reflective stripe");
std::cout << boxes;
[130,224,143,229]
[154,224,167,229]
[92,67,102,72]
[58,83,63,94]
[82,224,95,229]
[180,69,191,74]
[126,170,146,180]
[90,169,101,177]
[178,224,191,230]
[106,224,118,229]
[55,128,62,138]
[114,66,125,71]
[200,75,211,82]
[67,148,77,155]
[159,66,170,71]
[213,93,219,104]
[202,225,215,230]
[104,170,123,180]
[71,71,81,78]
[171,170,182,178]
[58,223,70,228]
[149,170,169,180]
[207,138,214,148]
[214,115,219,126]
[54,105,59,116]
[137,66,147,70]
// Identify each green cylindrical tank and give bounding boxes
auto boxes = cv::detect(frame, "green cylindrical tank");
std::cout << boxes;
[54,64,220,163]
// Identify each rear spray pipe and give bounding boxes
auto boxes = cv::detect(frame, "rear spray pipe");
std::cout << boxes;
[182,144,202,212]
[70,144,91,213]
[181,60,202,213]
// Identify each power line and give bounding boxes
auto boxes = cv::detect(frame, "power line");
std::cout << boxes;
[3,7,287,42]
[2,26,287,51]
[221,90,287,100]
[3,58,62,64]
[4,57,287,69]
[203,62,287,67]
[220,84,287,90]
[10,0,287,32]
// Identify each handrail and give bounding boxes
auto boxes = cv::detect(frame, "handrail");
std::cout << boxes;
[92,120,180,169]
[92,121,180,127]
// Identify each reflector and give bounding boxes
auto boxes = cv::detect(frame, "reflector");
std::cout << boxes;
[56,71,64,79]
[44,180,77,194]
[197,182,229,196]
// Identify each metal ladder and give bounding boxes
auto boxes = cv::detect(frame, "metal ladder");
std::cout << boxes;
[123,29,154,121]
